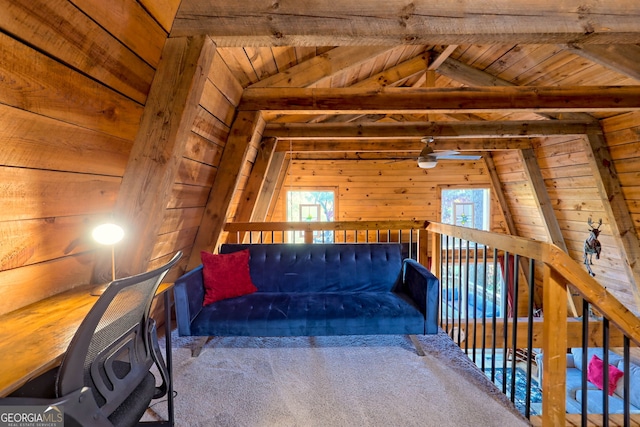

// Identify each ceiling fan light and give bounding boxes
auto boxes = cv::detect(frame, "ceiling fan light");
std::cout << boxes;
[417,156,437,169]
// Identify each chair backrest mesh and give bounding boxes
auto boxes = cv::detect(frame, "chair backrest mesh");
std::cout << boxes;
[57,252,181,414]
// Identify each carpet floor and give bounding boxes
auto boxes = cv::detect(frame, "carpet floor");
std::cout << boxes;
[145,331,530,427]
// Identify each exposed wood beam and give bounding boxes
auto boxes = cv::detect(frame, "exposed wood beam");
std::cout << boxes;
[429,45,459,71]
[249,46,394,88]
[173,1,640,45]
[351,54,429,90]
[265,155,291,222]
[437,57,514,87]
[436,57,597,122]
[264,120,600,140]
[484,153,518,237]
[227,137,278,243]
[519,149,578,317]
[412,46,458,87]
[583,132,640,310]
[274,138,535,152]
[187,111,266,269]
[566,44,640,82]
[97,36,215,280]
[251,148,286,222]
[240,86,640,114]
[520,149,568,251]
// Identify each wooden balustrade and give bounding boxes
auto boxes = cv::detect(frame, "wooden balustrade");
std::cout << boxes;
[222,220,640,426]
[224,220,430,264]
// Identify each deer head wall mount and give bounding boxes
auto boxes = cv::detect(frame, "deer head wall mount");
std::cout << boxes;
[583,217,602,276]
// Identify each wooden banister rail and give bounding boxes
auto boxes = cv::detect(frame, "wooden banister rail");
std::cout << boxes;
[224,220,430,232]
[426,222,640,346]
[224,220,430,263]
[427,221,640,426]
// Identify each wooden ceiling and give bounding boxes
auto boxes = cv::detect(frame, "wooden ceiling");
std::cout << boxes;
[169,1,640,160]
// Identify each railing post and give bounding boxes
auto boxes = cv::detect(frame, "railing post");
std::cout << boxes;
[542,265,567,426]
[304,229,313,244]
[418,229,430,268]
[431,232,441,278]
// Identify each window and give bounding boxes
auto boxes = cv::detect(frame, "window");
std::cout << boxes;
[439,187,503,319]
[286,190,335,243]
[441,188,490,231]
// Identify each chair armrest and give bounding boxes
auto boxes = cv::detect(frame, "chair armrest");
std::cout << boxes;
[398,259,440,334]
[173,265,205,336]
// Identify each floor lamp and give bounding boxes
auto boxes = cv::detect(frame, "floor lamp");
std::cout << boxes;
[91,223,125,295]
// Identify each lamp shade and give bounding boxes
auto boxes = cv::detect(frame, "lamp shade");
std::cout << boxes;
[92,223,125,245]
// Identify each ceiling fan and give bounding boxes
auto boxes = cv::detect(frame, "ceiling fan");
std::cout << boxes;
[417,137,482,169]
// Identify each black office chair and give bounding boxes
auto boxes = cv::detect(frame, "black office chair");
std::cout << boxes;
[3,251,182,426]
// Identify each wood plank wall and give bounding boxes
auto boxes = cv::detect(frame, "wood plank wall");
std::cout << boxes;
[147,52,244,279]
[492,135,638,312]
[601,112,640,309]
[269,158,508,232]
[0,0,179,315]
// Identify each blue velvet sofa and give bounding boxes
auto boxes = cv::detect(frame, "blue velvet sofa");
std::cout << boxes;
[173,243,440,354]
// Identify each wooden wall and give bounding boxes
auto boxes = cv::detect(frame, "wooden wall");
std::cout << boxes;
[601,112,640,309]
[0,0,180,315]
[491,134,639,312]
[269,158,507,233]
[148,52,243,278]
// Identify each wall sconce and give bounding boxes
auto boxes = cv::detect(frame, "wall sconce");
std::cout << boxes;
[91,223,125,295]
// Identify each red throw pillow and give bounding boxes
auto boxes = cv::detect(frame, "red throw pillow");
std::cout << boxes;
[201,250,257,306]
[587,354,624,396]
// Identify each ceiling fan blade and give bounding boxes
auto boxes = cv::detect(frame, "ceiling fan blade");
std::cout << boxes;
[432,150,459,158]
[437,155,483,160]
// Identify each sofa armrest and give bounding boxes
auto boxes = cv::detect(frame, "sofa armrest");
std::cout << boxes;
[173,265,205,336]
[567,353,576,368]
[398,259,440,334]
[535,352,575,385]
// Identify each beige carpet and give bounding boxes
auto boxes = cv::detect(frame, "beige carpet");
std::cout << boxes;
[145,331,530,427]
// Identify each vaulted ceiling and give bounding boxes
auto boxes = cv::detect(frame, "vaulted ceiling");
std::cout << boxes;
[172,1,640,150]
[162,1,640,312]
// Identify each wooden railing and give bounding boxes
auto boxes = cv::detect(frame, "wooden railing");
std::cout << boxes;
[427,222,640,426]
[222,220,640,426]
[224,220,430,262]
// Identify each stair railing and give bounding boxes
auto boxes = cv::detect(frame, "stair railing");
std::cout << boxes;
[427,221,640,426]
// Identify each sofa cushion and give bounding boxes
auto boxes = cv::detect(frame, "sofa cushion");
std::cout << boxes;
[571,348,624,372]
[220,244,403,293]
[576,389,640,414]
[587,355,624,396]
[190,292,424,336]
[201,250,257,305]
[614,360,640,408]
[566,366,599,401]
